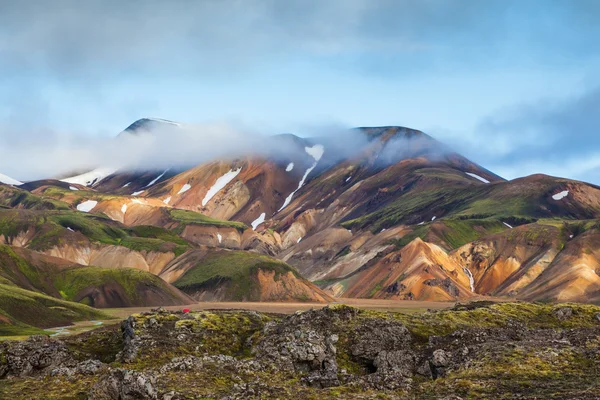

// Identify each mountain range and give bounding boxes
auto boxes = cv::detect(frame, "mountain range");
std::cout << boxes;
[1,118,600,332]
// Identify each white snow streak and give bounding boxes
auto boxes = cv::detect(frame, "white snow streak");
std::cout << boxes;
[346,176,352,182]
[132,190,145,196]
[177,184,191,195]
[121,204,128,214]
[145,169,169,187]
[132,199,144,205]
[122,182,131,188]
[76,200,98,212]
[297,237,302,243]
[251,213,266,230]
[463,267,476,292]
[278,164,317,211]
[202,168,242,206]
[163,196,171,205]
[552,190,569,200]
[465,172,490,184]
[503,222,513,229]
[286,163,294,172]
[431,216,437,221]
[67,227,75,232]
[278,144,324,212]
[0,173,23,186]
[217,233,222,244]
[69,186,79,191]
[62,167,115,187]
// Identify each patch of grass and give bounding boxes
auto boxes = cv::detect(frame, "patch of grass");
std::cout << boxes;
[169,209,247,232]
[174,251,299,301]
[394,301,600,343]
[0,186,70,210]
[0,209,190,255]
[0,283,107,332]
[52,266,170,304]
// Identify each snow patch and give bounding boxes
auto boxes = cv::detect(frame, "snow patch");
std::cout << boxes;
[121,204,128,214]
[132,199,144,205]
[132,190,145,196]
[202,167,242,206]
[305,144,325,161]
[465,172,490,184]
[431,216,437,221]
[0,173,23,186]
[217,233,222,244]
[278,147,324,212]
[278,163,317,211]
[552,190,569,200]
[122,182,131,188]
[286,163,294,172]
[463,267,476,292]
[69,186,79,191]
[62,168,115,187]
[145,169,169,187]
[77,200,98,213]
[177,183,191,195]
[346,176,352,182]
[380,229,386,233]
[67,227,75,232]
[418,221,425,225]
[503,222,513,229]
[163,196,171,205]
[297,237,302,243]
[251,213,266,230]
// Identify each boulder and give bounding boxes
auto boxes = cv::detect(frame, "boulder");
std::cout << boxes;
[0,335,76,378]
[89,369,157,400]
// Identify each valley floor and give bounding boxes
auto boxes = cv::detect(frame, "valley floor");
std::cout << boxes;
[104,298,456,319]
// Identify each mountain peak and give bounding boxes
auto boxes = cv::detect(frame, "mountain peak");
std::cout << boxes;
[121,117,182,136]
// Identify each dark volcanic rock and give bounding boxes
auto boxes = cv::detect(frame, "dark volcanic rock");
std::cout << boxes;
[0,335,76,378]
[89,368,158,400]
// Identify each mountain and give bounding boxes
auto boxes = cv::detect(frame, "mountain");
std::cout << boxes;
[2,119,600,330]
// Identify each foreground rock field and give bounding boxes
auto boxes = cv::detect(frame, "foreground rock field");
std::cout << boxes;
[2,302,600,399]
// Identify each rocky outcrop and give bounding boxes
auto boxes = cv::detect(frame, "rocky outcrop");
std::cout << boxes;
[89,369,158,400]
[0,335,75,378]
[3,302,600,399]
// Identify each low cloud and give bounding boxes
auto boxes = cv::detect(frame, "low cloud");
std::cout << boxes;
[432,85,600,184]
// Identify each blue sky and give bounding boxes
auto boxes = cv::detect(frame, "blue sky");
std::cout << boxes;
[1,0,599,182]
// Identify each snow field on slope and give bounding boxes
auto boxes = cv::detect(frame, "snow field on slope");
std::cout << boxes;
[145,168,169,188]
[202,168,242,206]
[552,190,569,200]
[77,200,98,212]
[177,184,191,195]
[251,213,266,230]
[465,172,490,184]
[0,173,23,186]
[277,144,325,212]
[62,168,116,187]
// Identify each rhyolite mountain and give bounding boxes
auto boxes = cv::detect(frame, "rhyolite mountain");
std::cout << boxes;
[2,117,600,331]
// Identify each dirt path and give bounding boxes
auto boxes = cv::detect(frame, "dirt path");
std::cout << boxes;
[104,298,457,319]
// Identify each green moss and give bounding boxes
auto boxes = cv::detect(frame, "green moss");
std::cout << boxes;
[52,266,169,304]
[168,209,247,232]
[0,209,189,255]
[174,251,301,301]
[0,283,106,332]
[394,302,600,343]
[0,186,70,211]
